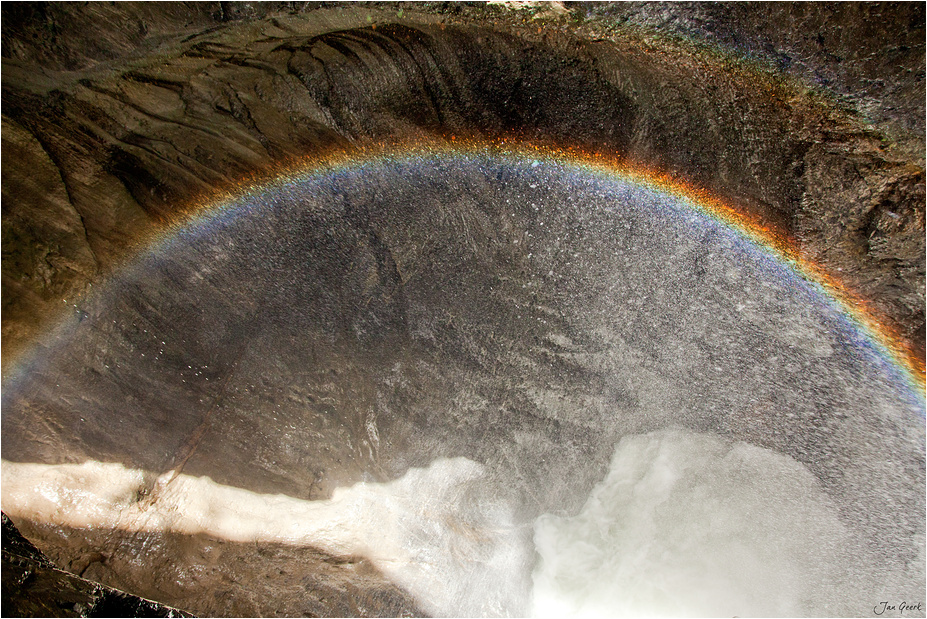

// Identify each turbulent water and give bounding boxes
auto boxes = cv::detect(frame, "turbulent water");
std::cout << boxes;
[3,427,919,617]
[531,428,894,617]
[2,154,924,616]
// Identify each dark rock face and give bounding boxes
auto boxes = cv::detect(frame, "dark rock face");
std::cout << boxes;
[2,513,191,618]
[1,2,924,617]
[9,516,422,618]
[1,2,924,371]
[579,2,926,145]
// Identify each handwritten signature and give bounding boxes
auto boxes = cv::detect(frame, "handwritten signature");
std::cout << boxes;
[874,602,923,615]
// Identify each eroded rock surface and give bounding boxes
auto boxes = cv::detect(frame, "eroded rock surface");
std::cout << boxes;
[2,2,924,371]
[2,513,191,618]
[2,2,924,617]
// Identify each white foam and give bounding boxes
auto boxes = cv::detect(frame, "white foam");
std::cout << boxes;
[530,428,869,617]
[1,456,530,617]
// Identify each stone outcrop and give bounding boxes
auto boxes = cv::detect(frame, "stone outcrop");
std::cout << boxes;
[2,513,191,617]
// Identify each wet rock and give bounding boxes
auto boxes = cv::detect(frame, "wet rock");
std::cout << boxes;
[2,513,191,618]
[8,515,422,618]
[1,3,923,373]
[1,2,924,617]
[3,154,922,616]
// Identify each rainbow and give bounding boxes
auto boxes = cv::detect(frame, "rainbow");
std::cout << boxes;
[161,138,924,399]
[77,138,927,403]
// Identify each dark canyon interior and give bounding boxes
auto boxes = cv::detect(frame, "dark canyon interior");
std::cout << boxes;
[1,3,924,617]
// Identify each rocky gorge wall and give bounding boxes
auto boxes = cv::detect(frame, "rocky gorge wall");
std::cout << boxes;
[2,2,924,375]
[1,3,924,617]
